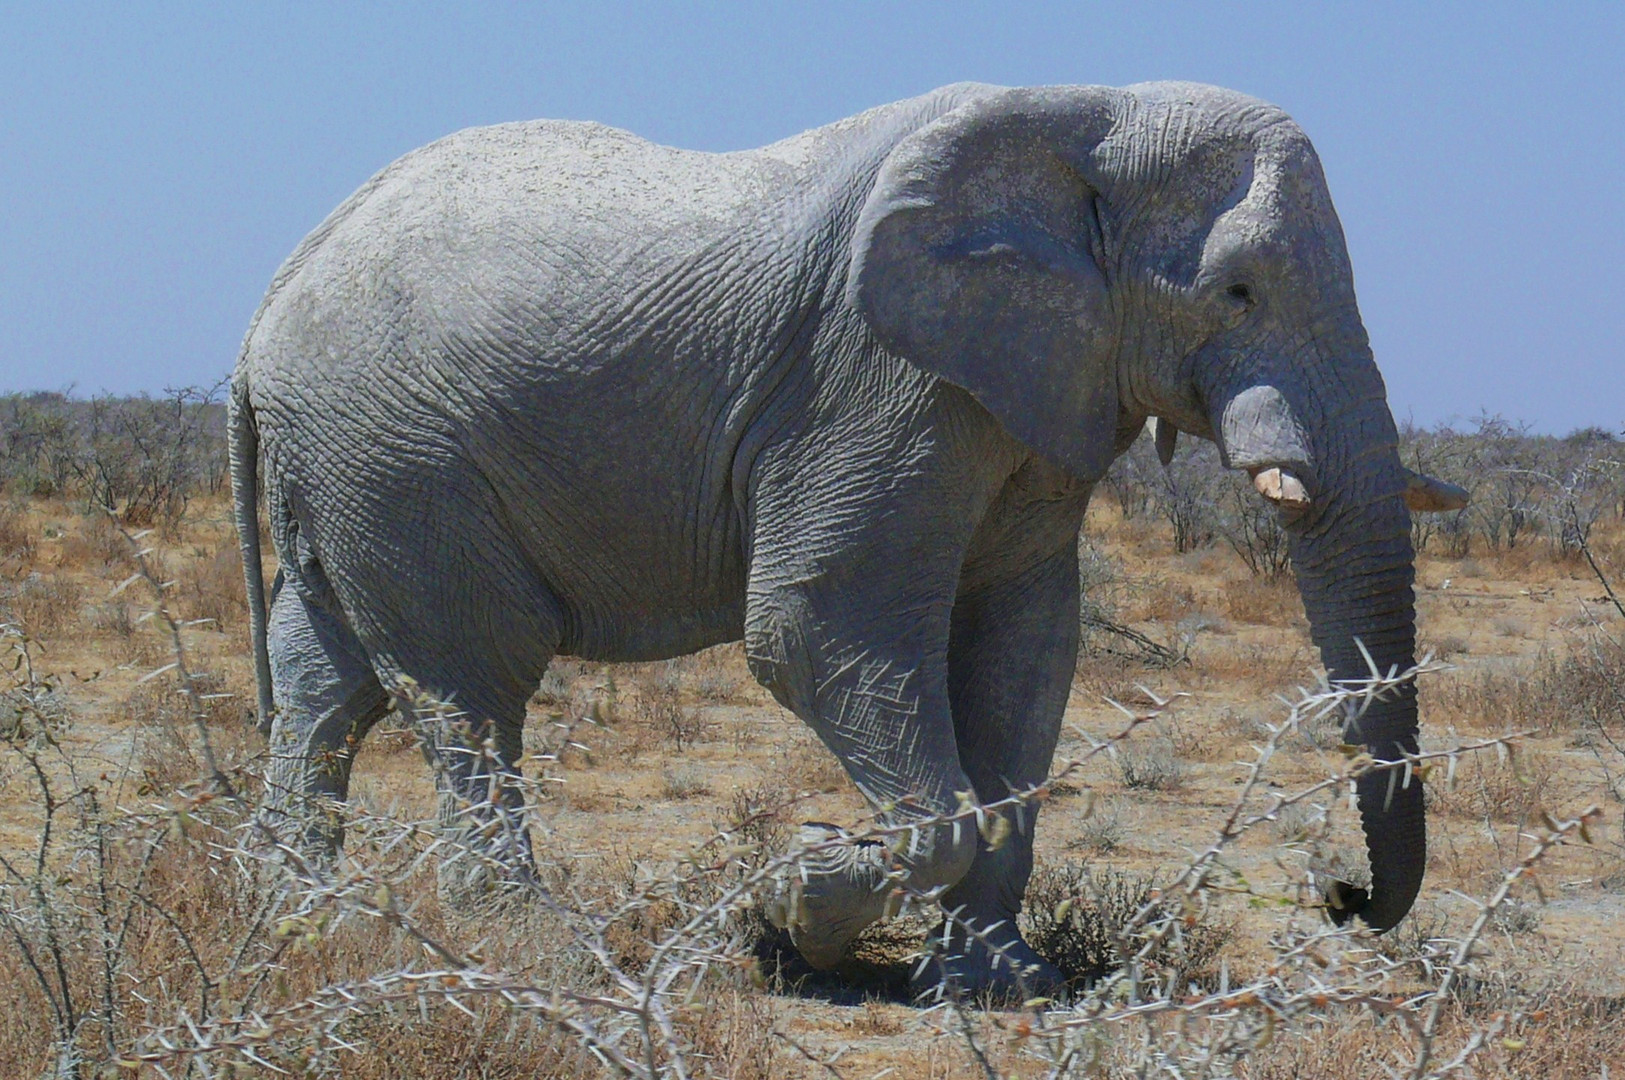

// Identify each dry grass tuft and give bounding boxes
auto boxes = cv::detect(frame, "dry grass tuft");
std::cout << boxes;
[772,729,853,796]
[0,502,34,564]
[1427,748,1556,825]
[55,511,135,570]
[174,543,247,636]
[1222,573,1302,625]
[1,572,84,637]
[1114,735,1187,791]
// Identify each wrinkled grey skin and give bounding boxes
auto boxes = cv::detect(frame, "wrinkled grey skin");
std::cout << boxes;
[232,82,1428,996]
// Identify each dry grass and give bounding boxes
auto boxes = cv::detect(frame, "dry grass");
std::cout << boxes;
[1,490,1623,1077]
[1222,573,1303,625]
[1113,735,1187,791]
[55,510,135,570]
[1429,639,1625,736]
[1,573,84,638]
[1427,748,1557,825]
[0,502,34,564]
[173,542,247,637]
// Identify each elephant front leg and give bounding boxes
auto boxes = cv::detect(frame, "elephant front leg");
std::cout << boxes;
[748,587,982,970]
[928,541,1082,997]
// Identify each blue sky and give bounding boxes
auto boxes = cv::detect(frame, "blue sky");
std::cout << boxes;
[1,3,1620,434]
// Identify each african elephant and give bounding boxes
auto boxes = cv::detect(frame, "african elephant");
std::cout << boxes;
[230,81,1466,996]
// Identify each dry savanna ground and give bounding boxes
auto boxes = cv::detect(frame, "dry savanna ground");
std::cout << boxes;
[2,488,1624,1078]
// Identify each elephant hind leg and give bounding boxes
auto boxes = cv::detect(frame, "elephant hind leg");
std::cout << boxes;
[346,559,563,900]
[263,576,391,855]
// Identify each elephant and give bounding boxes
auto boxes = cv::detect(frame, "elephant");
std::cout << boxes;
[230,80,1468,997]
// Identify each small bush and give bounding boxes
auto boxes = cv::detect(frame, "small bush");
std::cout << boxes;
[0,502,33,563]
[661,763,711,800]
[1272,799,1329,843]
[1067,797,1125,854]
[1114,736,1186,790]
[1023,863,1233,989]
[773,729,852,796]
[1,572,83,637]
[1428,749,1555,824]
[56,510,135,569]
[631,683,714,752]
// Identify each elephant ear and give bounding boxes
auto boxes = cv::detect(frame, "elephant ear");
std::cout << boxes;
[846,87,1122,479]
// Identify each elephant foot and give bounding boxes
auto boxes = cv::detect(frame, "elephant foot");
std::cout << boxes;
[911,916,1065,1005]
[765,822,899,969]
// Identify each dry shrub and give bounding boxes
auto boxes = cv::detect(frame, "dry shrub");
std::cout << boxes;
[689,643,750,703]
[174,543,247,634]
[55,510,133,569]
[661,763,710,800]
[773,729,851,796]
[1067,797,1125,854]
[533,657,592,709]
[622,682,715,755]
[1114,735,1186,790]
[1428,748,1555,824]
[1133,578,1200,623]
[682,992,792,1080]
[1272,798,1330,843]
[1022,863,1233,989]
[1421,631,1471,659]
[1222,573,1301,625]
[127,674,257,795]
[1,572,84,637]
[0,502,33,563]
[1237,987,1625,1079]
[1431,637,1625,736]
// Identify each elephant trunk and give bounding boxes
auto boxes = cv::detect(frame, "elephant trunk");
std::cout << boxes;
[1291,473,1424,931]
[1216,378,1425,932]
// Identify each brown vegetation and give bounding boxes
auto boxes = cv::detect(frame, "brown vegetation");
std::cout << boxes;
[0,408,1622,1076]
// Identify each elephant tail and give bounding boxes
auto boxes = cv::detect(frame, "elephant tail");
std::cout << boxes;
[229,379,275,734]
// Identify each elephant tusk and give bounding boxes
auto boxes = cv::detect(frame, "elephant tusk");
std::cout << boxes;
[1150,416,1178,467]
[1401,469,1470,513]
[1251,466,1311,512]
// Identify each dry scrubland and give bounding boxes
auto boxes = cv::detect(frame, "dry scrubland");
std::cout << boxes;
[1,391,1624,1077]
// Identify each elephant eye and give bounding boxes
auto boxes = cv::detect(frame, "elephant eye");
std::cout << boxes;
[1226,282,1254,306]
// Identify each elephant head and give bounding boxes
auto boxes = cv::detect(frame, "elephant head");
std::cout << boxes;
[848,82,1464,931]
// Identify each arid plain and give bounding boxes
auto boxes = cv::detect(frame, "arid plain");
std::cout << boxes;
[2,415,1623,1077]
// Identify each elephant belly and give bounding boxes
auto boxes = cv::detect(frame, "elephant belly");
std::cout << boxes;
[472,385,755,665]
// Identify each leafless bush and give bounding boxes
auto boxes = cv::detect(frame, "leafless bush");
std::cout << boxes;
[173,543,247,633]
[1221,471,1292,578]
[1077,536,1191,668]
[0,385,228,527]
[1399,414,1623,560]
[1428,747,1555,826]
[1153,439,1225,554]
[625,682,715,754]
[1273,798,1330,842]
[660,764,711,800]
